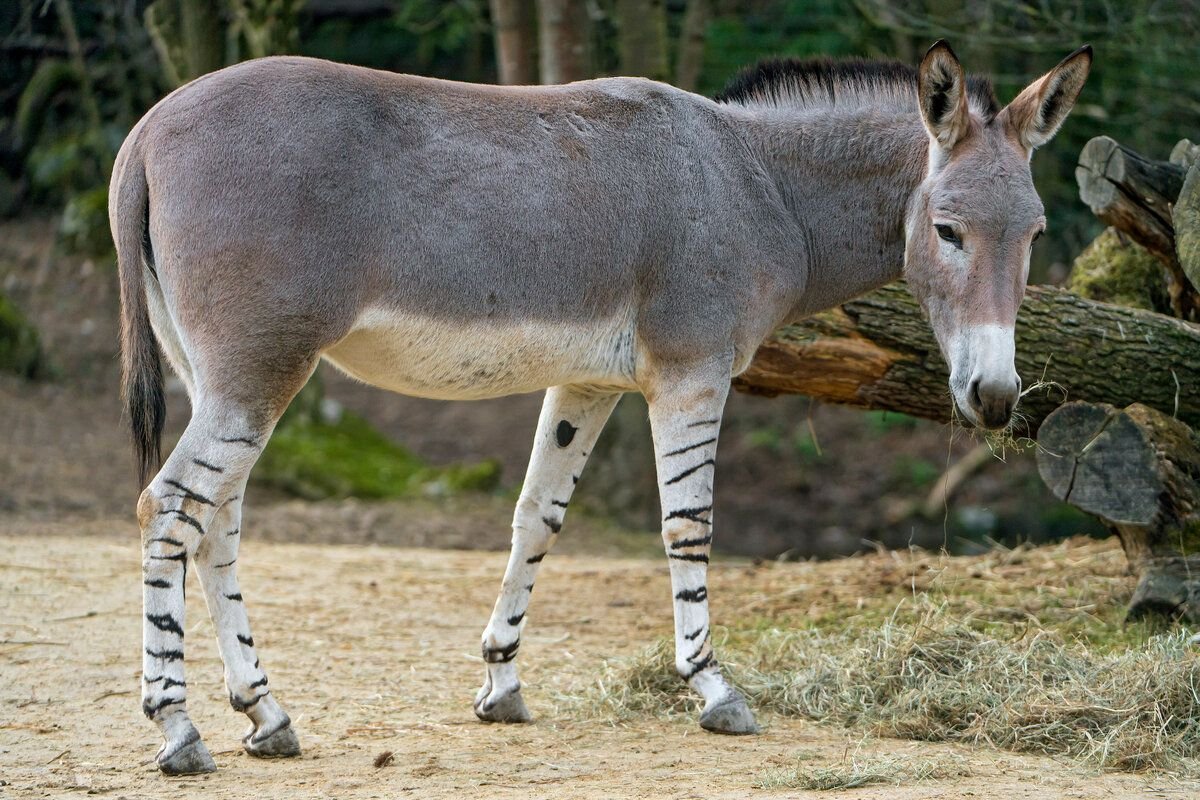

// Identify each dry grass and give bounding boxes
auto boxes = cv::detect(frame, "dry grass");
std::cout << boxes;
[566,538,1200,774]
[755,749,967,790]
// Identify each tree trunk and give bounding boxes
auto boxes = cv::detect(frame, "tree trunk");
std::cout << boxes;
[536,0,591,84]
[734,282,1200,434]
[674,0,709,91]
[616,0,669,81]
[144,0,225,87]
[489,0,537,84]
[1036,402,1200,622]
[1075,135,1195,318]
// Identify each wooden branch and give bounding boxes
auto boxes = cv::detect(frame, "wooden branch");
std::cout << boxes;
[1037,402,1200,622]
[1075,135,1194,317]
[735,282,1200,434]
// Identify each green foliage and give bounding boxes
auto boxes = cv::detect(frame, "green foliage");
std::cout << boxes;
[862,409,920,435]
[254,409,500,500]
[0,294,49,379]
[889,454,939,489]
[58,185,112,258]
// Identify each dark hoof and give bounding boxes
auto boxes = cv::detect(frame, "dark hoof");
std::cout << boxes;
[157,735,217,775]
[699,693,758,735]
[474,688,532,723]
[243,722,301,759]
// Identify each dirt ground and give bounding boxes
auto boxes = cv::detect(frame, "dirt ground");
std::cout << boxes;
[2,525,1190,800]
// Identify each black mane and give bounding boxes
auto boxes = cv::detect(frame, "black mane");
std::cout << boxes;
[714,57,999,120]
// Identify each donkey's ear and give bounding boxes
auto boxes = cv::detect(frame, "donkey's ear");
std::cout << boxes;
[917,40,970,150]
[1000,45,1092,151]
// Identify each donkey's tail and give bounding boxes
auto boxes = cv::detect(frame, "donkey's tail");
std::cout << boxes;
[110,135,164,489]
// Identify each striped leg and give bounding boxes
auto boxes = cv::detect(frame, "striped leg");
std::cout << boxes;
[646,370,758,734]
[195,495,299,758]
[138,403,272,774]
[475,386,620,722]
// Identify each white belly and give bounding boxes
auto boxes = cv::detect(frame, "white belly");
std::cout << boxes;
[323,306,638,400]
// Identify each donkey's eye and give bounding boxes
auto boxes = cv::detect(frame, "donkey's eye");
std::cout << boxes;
[1033,230,1044,243]
[935,224,962,248]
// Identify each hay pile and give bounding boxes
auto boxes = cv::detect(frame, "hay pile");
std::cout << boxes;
[571,540,1200,773]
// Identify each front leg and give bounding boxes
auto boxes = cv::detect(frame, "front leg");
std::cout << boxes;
[646,367,758,734]
[475,385,620,722]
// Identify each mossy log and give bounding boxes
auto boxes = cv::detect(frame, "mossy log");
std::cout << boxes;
[1066,227,1171,314]
[735,282,1200,434]
[1176,162,1200,295]
[1075,135,1194,317]
[1036,402,1200,622]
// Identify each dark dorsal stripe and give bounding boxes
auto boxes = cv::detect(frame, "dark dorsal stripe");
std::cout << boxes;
[714,56,998,121]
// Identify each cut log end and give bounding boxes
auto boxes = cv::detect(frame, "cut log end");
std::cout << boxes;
[1038,401,1200,623]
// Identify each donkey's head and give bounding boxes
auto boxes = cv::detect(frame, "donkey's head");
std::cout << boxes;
[904,42,1091,429]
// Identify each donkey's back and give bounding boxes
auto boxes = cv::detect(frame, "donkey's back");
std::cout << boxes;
[118,57,777,403]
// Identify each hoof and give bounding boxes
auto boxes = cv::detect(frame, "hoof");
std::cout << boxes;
[699,692,758,735]
[474,687,532,723]
[157,735,217,775]
[243,721,302,759]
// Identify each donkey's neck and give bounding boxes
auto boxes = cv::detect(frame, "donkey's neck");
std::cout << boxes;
[734,105,930,320]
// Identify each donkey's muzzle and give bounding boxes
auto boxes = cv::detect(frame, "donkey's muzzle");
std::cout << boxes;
[966,374,1019,430]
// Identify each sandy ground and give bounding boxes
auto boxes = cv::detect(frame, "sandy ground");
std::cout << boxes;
[1,525,1191,800]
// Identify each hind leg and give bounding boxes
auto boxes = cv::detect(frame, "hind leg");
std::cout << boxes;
[195,494,300,758]
[138,397,293,774]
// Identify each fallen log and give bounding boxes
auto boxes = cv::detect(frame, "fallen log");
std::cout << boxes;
[1036,402,1200,622]
[1075,135,1195,317]
[735,282,1200,434]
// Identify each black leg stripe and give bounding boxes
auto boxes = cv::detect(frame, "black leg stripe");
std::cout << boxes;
[687,418,721,429]
[685,625,705,641]
[146,613,184,637]
[225,527,240,537]
[665,459,716,486]
[213,558,237,568]
[542,516,562,534]
[237,634,254,647]
[674,587,708,603]
[158,509,204,535]
[146,647,184,661]
[526,553,546,564]
[684,652,716,679]
[482,640,520,663]
[149,536,185,547]
[219,436,258,447]
[144,578,172,588]
[507,611,525,626]
[669,534,713,550]
[149,551,188,563]
[225,592,243,602]
[192,458,225,473]
[250,676,268,689]
[551,499,569,508]
[663,437,717,457]
[163,479,215,506]
[665,506,713,525]
[669,552,710,563]
[143,697,185,718]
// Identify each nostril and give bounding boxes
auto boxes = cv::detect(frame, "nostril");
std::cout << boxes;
[969,377,983,411]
